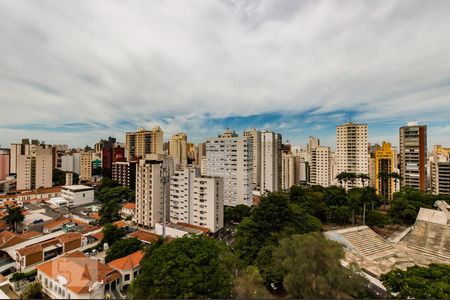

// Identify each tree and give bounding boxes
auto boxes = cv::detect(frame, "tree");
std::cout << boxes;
[23,281,43,299]
[101,223,126,247]
[358,174,370,188]
[52,168,79,186]
[235,266,273,299]
[92,166,102,176]
[97,185,134,203]
[105,238,143,263]
[224,204,252,224]
[380,264,450,299]
[99,177,120,191]
[365,211,389,228]
[129,235,235,299]
[273,232,368,298]
[3,205,25,232]
[99,200,122,225]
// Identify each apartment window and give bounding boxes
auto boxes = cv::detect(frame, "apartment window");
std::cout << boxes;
[125,274,130,281]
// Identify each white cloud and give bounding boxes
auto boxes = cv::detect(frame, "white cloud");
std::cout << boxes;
[0,0,449,146]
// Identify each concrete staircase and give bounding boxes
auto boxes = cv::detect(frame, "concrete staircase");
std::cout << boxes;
[341,227,395,258]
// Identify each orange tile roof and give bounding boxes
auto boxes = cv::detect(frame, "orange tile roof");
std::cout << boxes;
[91,232,104,241]
[128,230,159,243]
[19,230,42,239]
[177,222,210,233]
[17,243,42,256]
[108,250,144,271]
[36,251,121,294]
[42,218,71,229]
[89,213,100,220]
[0,186,62,200]
[0,231,27,249]
[122,203,135,210]
[57,232,82,244]
[113,220,127,228]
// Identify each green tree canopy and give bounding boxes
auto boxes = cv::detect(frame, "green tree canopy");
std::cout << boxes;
[99,200,122,225]
[105,237,143,263]
[380,264,450,299]
[129,235,235,299]
[52,169,79,186]
[22,281,43,299]
[99,177,120,190]
[97,185,134,203]
[273,232,368,299]
[3,205,25,232]
[101,223,126,247]
[235,266,273,299]
[224,204,252,224]
[365,210,389,228]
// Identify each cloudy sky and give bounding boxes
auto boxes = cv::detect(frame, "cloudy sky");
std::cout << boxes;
[1,0,449,149]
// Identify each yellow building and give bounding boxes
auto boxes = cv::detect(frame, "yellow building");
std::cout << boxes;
[79,152,92,182]
[375,142,395,200]
[126,126,164,160]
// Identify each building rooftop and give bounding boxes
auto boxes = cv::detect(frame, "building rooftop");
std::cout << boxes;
[108,250,144,271]
[36,251,121,294]
[128,230,159,244]
[62,185,94,191]
[122,203,135,210]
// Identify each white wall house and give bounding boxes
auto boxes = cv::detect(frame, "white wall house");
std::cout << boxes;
[61,185,94,207]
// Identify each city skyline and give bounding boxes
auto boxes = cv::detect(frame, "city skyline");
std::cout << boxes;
[1,1,450,148]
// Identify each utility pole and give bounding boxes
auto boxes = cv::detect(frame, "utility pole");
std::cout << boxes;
[160,163,169,240]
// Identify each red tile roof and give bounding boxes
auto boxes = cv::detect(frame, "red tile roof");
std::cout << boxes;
[128,230,159,243]
[122,203,135,210]
[108,250,144,271]
[177,222,210,233]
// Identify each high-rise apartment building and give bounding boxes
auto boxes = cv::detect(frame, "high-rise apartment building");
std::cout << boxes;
[169,133,187,166]
[126,126,164,160]
[186,143,198,164]
[375,142,395,200]
[243,128,261,190]
[260,131,282,193]
[112,161,138,190]
[134,155,172,228]
[368,144,381,188]
[79,152,92,182]
[310,146,331,187]
[430,145,450,195]
[14,141,52,190]
[170,166,224,232]
[399,122,427,191]
[281,153,300,190]
[336,122,369,188]
[0,150,9,181]
[205,129,253,207]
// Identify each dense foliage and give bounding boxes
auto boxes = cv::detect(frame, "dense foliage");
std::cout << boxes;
[52,168,78,185]
[224,204,252,224]
[130,235,235,299]
[273,232,368,298]
[101,223,126,247]
[22,282,43,299]
[98,200,122,225]
[380,264,450,299]
[105,237,143,263]
[3,205,25,232]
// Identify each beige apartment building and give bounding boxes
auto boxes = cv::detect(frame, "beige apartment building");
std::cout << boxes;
[311,146,331,187]
[126,126,164,160]
[243,128,261,190]
[281,153,300,190]
[430,145,450,195]
[79,152,92,182]
[14,141,52,191]
[336,122,369,188]
[169,133,187,166]
[260,131,282,193]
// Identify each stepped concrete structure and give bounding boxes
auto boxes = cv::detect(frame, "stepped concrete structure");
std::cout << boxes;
[407,201,450,260]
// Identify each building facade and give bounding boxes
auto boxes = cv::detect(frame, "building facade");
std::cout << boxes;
[79,152,92,182]
[205,129,253,206]
[125,126,164,160]
[336,122,369,188]
[112,161,138,190]
[243,128,261,190]
[169,133,187,166]
[310,146,331,187]
[430,145,450,195]
[375,142,396,200]
[281,153,300,190]
[260,131,282,193]
[399,122,427,191]
[0,150,9,181]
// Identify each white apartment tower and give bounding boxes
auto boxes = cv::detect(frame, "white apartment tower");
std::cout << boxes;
[243,128,261,190]
[336,122,369,188]
[260,131,282,193]
[205,129,253,207]
[170,166,224,232]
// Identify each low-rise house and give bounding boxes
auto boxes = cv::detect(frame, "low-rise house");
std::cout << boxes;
[0,187,62,203]
[61,185,95,207]
[128,230,159,244]
[42,218,71,234]
[37,251,121,299]
[121,203,135,218]
[108,250,144,292]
